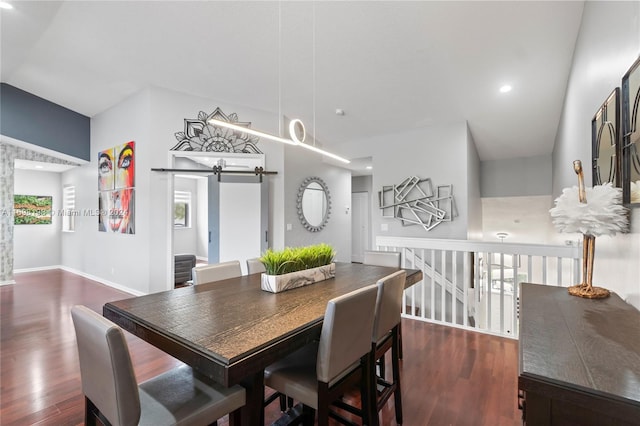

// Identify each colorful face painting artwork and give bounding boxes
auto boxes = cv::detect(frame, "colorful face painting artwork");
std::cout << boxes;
[98,190,135,234]
[98,148,114,191]
[98,191,109,232]
[115,141,135,189]
[110,189,135,234]
[98,142,135,234]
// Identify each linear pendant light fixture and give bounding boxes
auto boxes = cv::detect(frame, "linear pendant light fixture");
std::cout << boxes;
[207,3,350,165]
[207,118,296,146]
[207,118,351,164]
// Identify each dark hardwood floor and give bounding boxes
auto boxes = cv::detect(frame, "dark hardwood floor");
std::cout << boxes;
[1,269,522,425]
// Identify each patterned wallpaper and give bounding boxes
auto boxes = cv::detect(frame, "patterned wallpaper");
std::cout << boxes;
[0,142,80,283]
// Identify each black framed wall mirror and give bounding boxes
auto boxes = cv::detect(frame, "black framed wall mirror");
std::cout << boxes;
[621,56,640,206]
[297,176,331,232]
[592,88,620,187]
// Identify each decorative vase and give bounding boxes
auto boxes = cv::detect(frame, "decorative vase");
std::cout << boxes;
[260,263,336,293]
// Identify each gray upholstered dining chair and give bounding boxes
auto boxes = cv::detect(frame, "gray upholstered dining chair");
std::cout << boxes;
[264,285,379,426]
[362,250,405,360]
[246,257,266,275]
[192,260,242,285]
[373,270,406,424]
[71,305,245,426]
[337,270,407,425]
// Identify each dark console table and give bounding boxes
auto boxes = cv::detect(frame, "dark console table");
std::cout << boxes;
[518,283,640,425]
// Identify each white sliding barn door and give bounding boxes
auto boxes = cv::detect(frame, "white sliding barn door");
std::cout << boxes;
[208,176,268,275]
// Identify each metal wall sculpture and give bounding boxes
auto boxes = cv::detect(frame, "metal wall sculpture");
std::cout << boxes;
[171,107,263,154]
[379,176,457,232]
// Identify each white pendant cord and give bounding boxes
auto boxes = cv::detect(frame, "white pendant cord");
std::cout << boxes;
[278,1,282,138]
[209,1,350,164]
[312,1,316,147]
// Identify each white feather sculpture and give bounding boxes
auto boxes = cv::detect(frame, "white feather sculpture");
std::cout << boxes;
[549,183,628,236]
[549,160,629,299]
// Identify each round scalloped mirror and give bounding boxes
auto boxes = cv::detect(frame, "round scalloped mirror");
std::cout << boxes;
[297,177,331,232]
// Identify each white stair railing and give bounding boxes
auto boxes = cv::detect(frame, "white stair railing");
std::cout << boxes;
[376,236,581,339]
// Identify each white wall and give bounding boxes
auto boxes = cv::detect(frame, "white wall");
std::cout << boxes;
[552,0,640,307]
[60,86,289,294]
[61,89,152,294]
[283,145,352,262]
[352,175,372,194]
[342,121,473,242]
[481,154,552,197]
[13,169,61,269]
[466,126,483,240]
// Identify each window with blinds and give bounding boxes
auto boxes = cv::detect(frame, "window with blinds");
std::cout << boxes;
[62,185,76,232]
[174,191,191,228]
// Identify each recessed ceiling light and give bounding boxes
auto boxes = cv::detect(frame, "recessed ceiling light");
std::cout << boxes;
[365,166,372,170]
[34,165,44,169]
[499,85,512,93]
[0,2,14,10]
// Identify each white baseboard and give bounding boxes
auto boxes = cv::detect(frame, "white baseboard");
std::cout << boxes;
[8,265,61,284]
[9,265,146,296]
[14,265,62,274]
[59,266,146,296]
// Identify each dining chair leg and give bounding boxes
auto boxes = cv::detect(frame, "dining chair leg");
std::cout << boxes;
[398,321,403,360]
[318,382,331,426]
[84,397,98,426]
[279,394,287,411]
[378,354,386,379]
[392,330,403,424]
[366,349,379,426]
[302,405,315,426]
[228,408,242,426]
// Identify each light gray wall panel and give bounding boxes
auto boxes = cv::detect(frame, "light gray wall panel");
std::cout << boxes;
[481,155,552,197]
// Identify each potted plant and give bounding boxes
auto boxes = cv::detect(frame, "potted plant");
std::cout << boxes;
[259,243,336,293]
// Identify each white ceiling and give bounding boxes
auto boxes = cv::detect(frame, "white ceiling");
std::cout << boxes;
[14,158,77,173]
[1,1,584,163]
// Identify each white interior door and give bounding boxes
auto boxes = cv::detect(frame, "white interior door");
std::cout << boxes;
[208,176,268,275]
[351,191,369,263]
[219,182,261,275]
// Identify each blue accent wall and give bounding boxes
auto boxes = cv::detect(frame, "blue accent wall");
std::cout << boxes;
[0,83,90,161]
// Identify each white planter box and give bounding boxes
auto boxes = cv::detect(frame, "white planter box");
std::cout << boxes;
[261,263,336,293]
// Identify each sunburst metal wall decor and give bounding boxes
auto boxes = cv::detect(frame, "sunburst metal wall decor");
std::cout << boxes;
[379,176,457,233]
[171,108,263,154]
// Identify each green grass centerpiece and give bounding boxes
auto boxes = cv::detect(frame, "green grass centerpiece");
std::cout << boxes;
[259,244,336,293]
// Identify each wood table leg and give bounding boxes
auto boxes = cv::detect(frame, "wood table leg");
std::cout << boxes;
[236,371,265,426]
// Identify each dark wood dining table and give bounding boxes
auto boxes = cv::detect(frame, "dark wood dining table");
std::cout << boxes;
[103,262,422,426]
